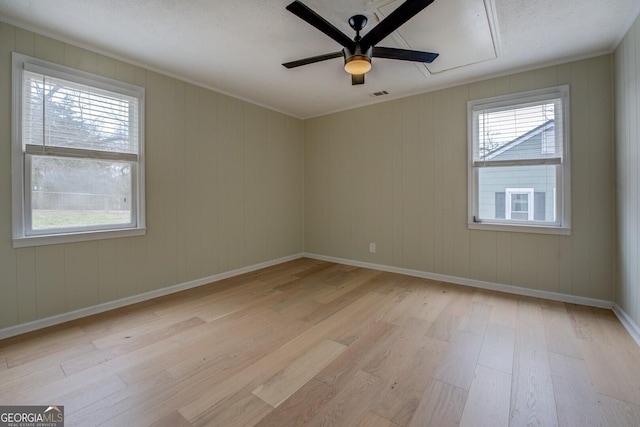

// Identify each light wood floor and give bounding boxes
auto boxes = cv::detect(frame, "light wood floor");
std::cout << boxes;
[1,258,640,426]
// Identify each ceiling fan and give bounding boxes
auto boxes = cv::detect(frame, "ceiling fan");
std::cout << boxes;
[283,0,439,85]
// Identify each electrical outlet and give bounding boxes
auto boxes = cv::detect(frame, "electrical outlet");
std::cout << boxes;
[369,243,376,253]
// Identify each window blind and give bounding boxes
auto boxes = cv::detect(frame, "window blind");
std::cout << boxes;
[472,98,564,167]
[22,69,139,156]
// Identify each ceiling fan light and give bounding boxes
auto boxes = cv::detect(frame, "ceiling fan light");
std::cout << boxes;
[344,57,372,75]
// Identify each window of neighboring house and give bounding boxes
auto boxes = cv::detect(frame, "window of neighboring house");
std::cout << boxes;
[11,53,146,247]
[505,188,534,220]
[468,85,570,235]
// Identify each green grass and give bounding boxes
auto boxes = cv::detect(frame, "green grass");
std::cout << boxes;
[33,209,131,230]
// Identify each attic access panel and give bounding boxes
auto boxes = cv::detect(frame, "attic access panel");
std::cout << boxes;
[369,0,500,74]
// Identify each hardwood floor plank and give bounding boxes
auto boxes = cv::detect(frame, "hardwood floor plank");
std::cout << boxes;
[598,394,640,427]
[566,303,612,343]
[457,301,492,336]
[313,269,382,304]
[380,290,421,325]
[91,313,204,350]
[425,312,461,342]
[543,304,583,359]
[442,286,474,317]
[0,326,90,367]
[9,363,117,406]
[549,352,606,427]
[254,379,338,427]
[412,284,452,324]
[91,373,198,427]
[407,379,467,427]
[149,410,193,427]
[0,342,96,384]
[510,320,558,426]
[432,330,483,390]
[191,394,272,427]
[315,321,398,390]
[477,322,515,374]
[0,364,67,403]
[62,316,206,376]
[363,318,434,380]
[364,319,448,425]
[252,339,347,408]
[306,370,384,427]
[59,374,128,417]
[580,339,640,405]
[165,311,309,387]
[357,411,401,427]
[516,296,546,324]
[488,293,518,326]
[459,365,511,427]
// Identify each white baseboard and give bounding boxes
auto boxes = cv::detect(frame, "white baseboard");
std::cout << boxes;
[0,253,304,340]
[303,252,614,308]
[613,304,640,347]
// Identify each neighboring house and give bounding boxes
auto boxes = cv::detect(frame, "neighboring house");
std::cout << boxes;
[478,119,557,222]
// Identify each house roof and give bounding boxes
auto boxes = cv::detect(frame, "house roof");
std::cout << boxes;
[486,119,555,161]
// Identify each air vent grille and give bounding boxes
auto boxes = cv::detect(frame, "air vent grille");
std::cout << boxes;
[370,90,389,97]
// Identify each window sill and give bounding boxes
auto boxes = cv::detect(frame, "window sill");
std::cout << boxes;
[468,221,570,236]
[12,227,146,248]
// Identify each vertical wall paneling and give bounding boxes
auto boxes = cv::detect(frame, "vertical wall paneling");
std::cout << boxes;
[144,72,168,292]
[305,56,615,301]
[184,83,204,280]
[451,86,471,280]
[401,95,428,271]
[34,245,66,319]
[0,23,18,327]
[0,23,303,331]
[391,100,404,267]
[64,44,98,74]
[615,13,640,325]
[97,240,118,304]
[64,241,99,311]
[15,248,36,323]
[569,60,593,298]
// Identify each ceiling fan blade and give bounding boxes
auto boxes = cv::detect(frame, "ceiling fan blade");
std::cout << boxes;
[352,74,365,85]
[373,46,438,63]
[286,1,355,50]
[360,0,435,50]
[283,51,344,69]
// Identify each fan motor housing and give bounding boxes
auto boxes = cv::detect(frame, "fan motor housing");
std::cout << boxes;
[343,44,373,74]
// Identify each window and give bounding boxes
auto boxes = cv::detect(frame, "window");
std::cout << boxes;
[12,53,145,247]
[468,85,570,234]
[505,188,534,220]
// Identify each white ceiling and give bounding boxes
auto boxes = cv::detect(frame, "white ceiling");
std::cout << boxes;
[1,0,638,119]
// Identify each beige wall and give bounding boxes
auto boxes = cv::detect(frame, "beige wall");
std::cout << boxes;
[615,15,640,326]
[0,23,304,329]
[305,55,615,301]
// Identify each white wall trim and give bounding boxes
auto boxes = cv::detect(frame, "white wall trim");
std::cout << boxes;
[0,253,304,340]
[304,252,614,309]
[612,304,640,348]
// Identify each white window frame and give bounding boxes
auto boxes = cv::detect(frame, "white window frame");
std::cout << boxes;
[11,53,146,248]
[467,85,571,235]
[505,188,534,220]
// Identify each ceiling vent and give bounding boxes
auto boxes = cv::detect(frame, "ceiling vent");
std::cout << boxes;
[371,90,389,97]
